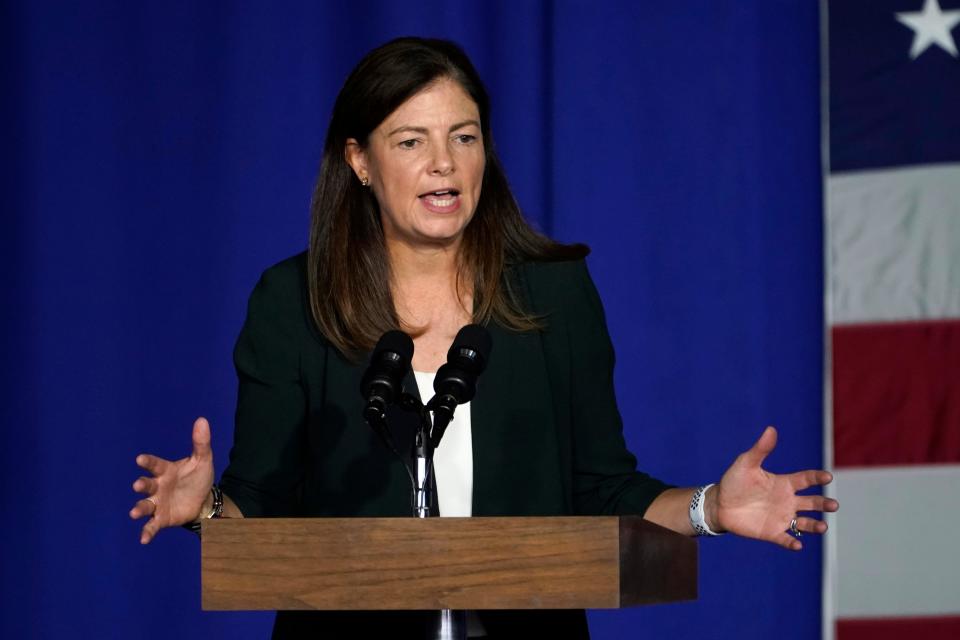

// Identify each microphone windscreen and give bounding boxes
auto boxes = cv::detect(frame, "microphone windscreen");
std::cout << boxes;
[448,324,492,371]
[361,330,414,402]
[374,330,414,363]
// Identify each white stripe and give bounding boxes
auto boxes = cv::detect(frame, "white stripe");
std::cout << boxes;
[826,163,960,325]
[833,464,960,618]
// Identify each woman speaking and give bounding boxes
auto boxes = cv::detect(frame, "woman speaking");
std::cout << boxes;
[129,37,838,638]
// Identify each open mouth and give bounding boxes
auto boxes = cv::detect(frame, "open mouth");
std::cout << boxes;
[418,189,461,208]
[418,189,460,198]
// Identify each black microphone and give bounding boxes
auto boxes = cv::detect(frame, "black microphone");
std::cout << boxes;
[361,330,414,427]
[360,330,420,510]
[428,324,492,448]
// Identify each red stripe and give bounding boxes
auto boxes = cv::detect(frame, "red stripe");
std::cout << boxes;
[832,319,960,468]
[837,615,960,640]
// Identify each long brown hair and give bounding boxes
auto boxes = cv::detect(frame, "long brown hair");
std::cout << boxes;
[307,37,587,359]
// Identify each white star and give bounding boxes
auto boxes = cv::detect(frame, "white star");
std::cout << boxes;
[896,0,960,59]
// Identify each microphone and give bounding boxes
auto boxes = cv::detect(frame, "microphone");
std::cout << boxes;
[428,324,492,448]
[361,330,414,427]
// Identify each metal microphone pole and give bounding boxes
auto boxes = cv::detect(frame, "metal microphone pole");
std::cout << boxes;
[414,407,467,640]
[413,411,433,518]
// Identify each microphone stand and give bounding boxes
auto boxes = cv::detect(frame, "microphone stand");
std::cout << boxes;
[405,398,467,640]
[366,326,490,639]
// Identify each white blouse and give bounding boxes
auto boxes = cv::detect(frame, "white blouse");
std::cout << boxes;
[413,370,473,517]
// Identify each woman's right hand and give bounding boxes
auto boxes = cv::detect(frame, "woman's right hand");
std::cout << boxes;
[129,417,215,544]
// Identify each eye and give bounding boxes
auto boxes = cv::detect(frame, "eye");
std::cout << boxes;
[398,138,421,149]
[454,134,477,145]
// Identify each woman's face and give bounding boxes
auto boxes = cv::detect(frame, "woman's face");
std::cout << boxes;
[346,78,486,252]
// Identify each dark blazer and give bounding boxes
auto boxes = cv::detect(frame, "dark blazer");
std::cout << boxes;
[219,252,670,638]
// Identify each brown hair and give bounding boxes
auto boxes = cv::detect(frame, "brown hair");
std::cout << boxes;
[307,37,588,359]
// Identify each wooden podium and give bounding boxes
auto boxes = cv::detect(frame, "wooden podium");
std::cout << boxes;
[201,516,696,611]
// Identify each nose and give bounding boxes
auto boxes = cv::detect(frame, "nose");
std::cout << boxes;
[429,143,454,176]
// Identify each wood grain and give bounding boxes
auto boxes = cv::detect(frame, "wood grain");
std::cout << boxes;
[201,516,696,611]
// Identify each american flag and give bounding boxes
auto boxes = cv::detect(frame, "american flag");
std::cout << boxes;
[823,0,960,638]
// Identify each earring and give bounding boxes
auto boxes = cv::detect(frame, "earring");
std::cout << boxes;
[360,175,370,187]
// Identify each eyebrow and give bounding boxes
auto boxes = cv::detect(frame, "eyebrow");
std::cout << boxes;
[386,120,480,137]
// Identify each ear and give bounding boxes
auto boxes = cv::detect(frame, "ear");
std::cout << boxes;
[344,138,369,183]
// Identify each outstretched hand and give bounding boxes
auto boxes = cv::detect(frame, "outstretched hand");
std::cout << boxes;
[712,426,838,551]
[129,417,215,544]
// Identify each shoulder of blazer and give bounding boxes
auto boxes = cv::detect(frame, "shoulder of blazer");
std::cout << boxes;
[254,250,329,348]
[510,258,597,317]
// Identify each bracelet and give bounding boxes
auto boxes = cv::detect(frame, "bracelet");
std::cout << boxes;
[209,483,224,518]
[182,484,224,535]
[689,483,723,536]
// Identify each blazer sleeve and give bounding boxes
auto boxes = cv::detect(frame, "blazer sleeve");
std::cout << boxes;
[541,260,673,516]
[219,258,311,517]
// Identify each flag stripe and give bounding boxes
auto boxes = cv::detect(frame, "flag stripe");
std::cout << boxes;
[826,164,960,325]
[833,465,960,618]
[837,615,960,640]
[832,319,960,467]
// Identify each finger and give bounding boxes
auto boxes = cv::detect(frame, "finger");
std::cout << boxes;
[191,417,212,461]
[795,516,828,535]
[772,531,803,552]
[789,469,834,492]
[740,425,778,467]
[795,495,840,513]
[136,454,168,475]
[132,476,158,495]
[129,497,158,520]
[140,517,160,544]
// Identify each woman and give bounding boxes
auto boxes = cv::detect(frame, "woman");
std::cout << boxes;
[130,37,837,637]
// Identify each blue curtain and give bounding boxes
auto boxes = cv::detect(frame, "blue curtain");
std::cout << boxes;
[2,2,823,638]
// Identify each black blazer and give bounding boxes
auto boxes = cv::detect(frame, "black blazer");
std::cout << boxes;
[219,253,670,638]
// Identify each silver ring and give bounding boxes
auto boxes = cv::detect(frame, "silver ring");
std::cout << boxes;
[789,517,801,537]
[146,497,158,512]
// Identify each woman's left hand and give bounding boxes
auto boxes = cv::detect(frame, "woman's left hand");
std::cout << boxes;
[710,426,839,551]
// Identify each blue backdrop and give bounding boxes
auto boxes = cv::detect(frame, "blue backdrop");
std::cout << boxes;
[2,2,824,638]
